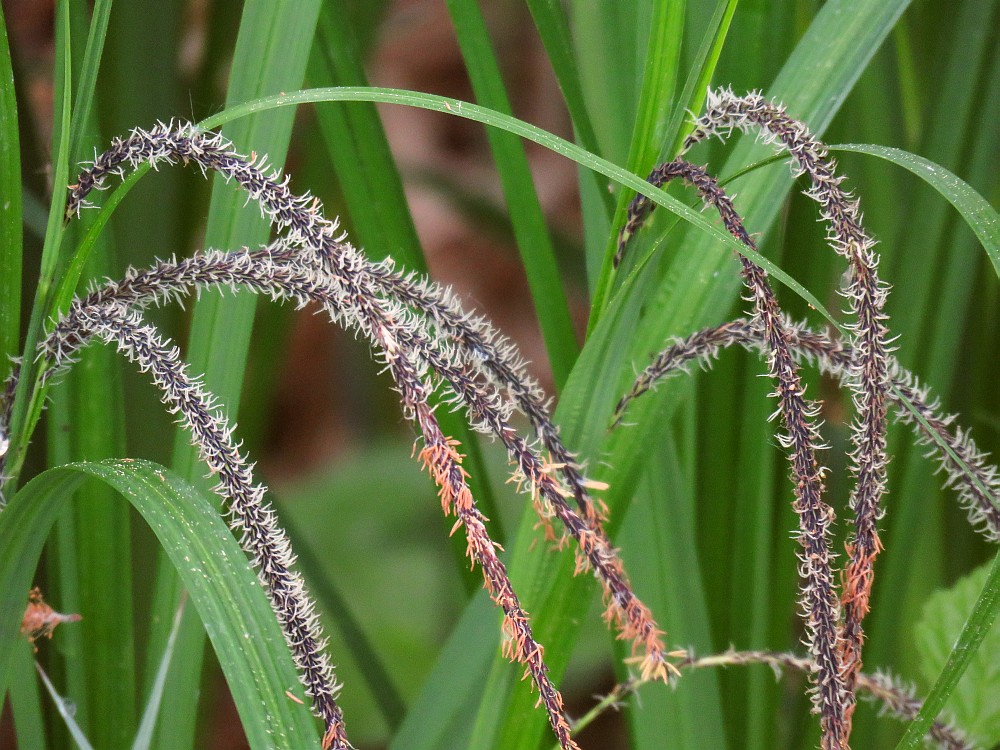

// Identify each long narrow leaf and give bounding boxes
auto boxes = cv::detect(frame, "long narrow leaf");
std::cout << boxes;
[445,0,579,388]
[9,644,46,750]
[896,551,1000,749]
[523,0,613,216]
[49,6,136,745]
[833,143,1000,275]
[4,2,72,490]
[587,0,685,325]
[132,595,187,750]
[0,461,320,750]
[667,0,739,156]
[66,0,111,158]
[35,662,95,750]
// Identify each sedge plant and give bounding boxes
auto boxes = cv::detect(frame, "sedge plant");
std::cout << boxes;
[0,89,997,748]
[1,2,998,750]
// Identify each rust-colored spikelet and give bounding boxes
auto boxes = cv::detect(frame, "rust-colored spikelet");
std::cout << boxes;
[415,411,578,750]
[20,587,82,649]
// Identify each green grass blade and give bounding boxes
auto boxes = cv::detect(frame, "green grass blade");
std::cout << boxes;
[66,0,111,158]
[0,7,21,374]
[728,367,786,749]
[667,0,739,156]
[0,460,320,750]
[832,143,1000,275]
[31,2,72,301]
[389,591,497,750]
[896,550,1000,750]
[132,596,186,750]
[445,0,579,389]
[308,4,425,273]
[4,1,72,490]
[523,0,612,217]
[568,1,641,164]
[622,0,685,203]
[35,661,95,750]
[619,428,727,747]
[9,644,46,750]
[47,6,136,745]
[47,371,132,746]
[587,0,685,330]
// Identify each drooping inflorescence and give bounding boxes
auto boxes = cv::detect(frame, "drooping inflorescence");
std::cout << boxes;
[1,88,994,749]
[0,120,674,749]
[613,89,998,748]
[681,90,892,731]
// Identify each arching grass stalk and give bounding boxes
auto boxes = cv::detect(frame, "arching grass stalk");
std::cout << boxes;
[551,653,973,750]
[0,122,676,748]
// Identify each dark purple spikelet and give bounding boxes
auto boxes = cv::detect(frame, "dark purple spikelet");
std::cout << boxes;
[682,90,892,732]
[61,121,673,682]
[618,158,846,744]
[38,302,347,742]
[0,119,687,747]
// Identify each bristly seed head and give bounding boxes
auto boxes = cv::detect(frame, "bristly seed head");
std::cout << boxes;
[0,97,988,750]
[0,118,686,750]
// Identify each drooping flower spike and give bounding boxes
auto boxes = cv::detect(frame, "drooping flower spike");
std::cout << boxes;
[618,157,846,745]
[680,90,891,728]
[59,121,672,682]
[0,119,682,747]
[615,89,997,748]
[40,300,350,748]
